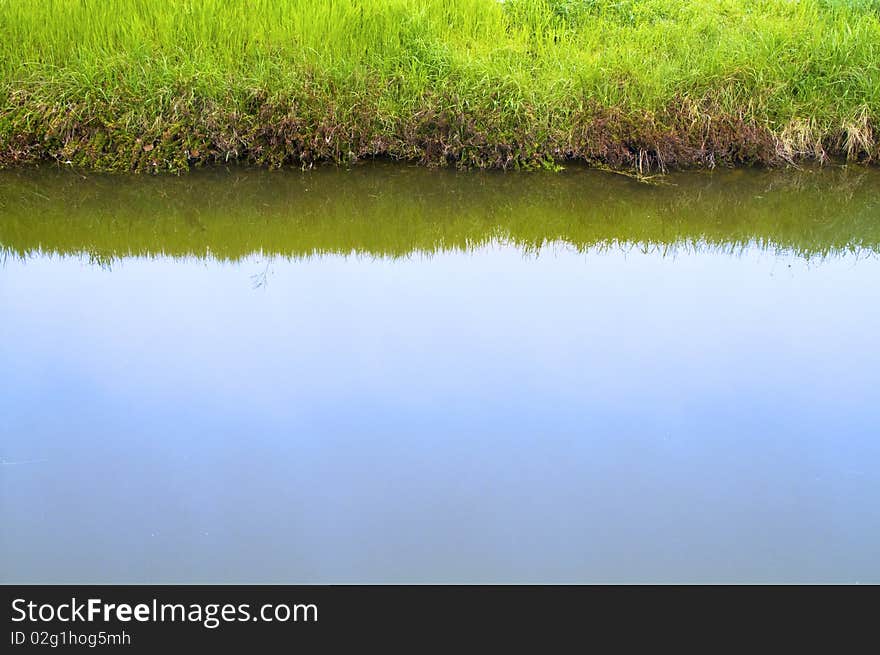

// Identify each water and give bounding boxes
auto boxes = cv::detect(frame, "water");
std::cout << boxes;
[1,164,879,583]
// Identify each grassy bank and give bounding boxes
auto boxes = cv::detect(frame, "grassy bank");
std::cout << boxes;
[1,0,879,173]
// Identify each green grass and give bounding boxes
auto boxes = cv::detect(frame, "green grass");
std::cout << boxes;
[1,0,879,172]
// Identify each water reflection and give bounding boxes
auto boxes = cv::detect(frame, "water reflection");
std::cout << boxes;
[1,165,879,583]
[1,164,879,261]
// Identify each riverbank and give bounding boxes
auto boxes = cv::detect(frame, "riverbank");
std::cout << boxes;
[1,0,878,173]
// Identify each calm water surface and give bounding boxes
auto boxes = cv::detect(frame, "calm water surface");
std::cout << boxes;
[1,164,879,582]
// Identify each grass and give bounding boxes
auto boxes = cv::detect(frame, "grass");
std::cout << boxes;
[0,0,879,172]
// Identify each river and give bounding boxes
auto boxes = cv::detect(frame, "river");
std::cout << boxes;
[1,164,878,582]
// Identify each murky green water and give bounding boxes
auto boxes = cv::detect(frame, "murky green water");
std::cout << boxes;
[1,164,879,582]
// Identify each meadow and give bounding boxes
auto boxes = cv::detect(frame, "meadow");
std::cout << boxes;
[1,0,879,172]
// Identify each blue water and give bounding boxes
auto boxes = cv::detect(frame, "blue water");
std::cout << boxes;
[2,243,879,582]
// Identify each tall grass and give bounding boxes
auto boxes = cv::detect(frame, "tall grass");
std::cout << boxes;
[1,0,878,171]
